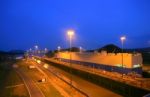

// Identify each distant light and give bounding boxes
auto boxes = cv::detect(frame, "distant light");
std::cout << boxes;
[35,45,38,49]
[67,30,74,37]
[45,48,47,51]
[79,46,82,52]
[37,60,41,64]
[120,36,126,41]
[44,48,48,52]
[43,64,49,69]
[58,46,61,50]
[79,46,82,50]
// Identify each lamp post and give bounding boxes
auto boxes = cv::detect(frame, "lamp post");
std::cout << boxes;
[35,45,38,50]
[67,30,74,85]
[44,48,48,56]
[57,46,61,52]
[29,48,32,52]
[34,45,38,55]
[29,48,32,57]
[120,36,126,78]
[57,46,61,61]
[79,46,82,53]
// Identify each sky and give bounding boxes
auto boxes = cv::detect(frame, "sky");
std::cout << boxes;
[0,0,150,51]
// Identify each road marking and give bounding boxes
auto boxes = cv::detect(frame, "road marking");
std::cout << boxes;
[32,78,46,97]
[5,84,24,88]
[31,61,70,97]
[15,70,32,97]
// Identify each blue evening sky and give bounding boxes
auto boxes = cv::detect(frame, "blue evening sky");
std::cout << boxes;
[0,0,150,51]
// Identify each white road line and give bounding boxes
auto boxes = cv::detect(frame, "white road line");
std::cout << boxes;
[32,78,46,97]
[5,84,24,88]
[31,61,70,97]
[15,70,32,97]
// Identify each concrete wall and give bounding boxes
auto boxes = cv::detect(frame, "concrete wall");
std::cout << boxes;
[56,52,143,69]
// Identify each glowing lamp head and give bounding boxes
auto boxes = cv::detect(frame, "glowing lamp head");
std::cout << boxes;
[79,46,82,49]
[45,48,47,51]
[67,30,74,37]
[120,36,126,41]
[35,45,38,49]
[58,46,61,49]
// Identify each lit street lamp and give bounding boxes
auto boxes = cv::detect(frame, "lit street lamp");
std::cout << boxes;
[44,48,48,53]
[67,30,74,85]
[34,45,39,55]
[57,46,61,52]
[120,36,126,77]
[35,45,38,50]
[29,48,32,52]
[79,46,82,53]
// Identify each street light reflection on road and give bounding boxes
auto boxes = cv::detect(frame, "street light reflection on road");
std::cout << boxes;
[43,64,49,69]
[37,60,41,64]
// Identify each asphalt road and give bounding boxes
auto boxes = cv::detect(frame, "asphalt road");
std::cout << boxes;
[15,69,45,97]
[33,59,122,97]
[30,61,83,97]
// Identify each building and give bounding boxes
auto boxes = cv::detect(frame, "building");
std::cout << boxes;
[55,51,143,75]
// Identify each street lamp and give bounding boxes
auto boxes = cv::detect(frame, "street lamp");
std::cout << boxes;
[35,45,38,50]
[57,46,61,61]
[29,48,32,57]
[79,46,82,53]
[120,36,126,77]
[44,48,48,53]
[34,45,38,55]
[67,30,74,53]
[57,46,61,52]
[29,48,32,51]
[67,30,74,85]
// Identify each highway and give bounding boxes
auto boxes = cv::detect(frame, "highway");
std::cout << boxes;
[30,60,88,97]
[15,68,45,97]
[14,58,122,97]
[32,58,122,97]
[15,60,63,97]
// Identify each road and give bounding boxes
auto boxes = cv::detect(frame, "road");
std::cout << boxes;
[32,58,122,97]
[15,68,45,97]
[30,60,87,97]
